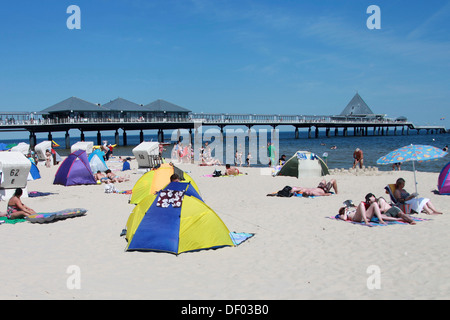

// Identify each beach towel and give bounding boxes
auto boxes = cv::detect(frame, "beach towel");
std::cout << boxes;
[229,232,255,246]
[26,208,87,224]
[0,217,27,225]
[327,215,430,227]
[28,191,56,198]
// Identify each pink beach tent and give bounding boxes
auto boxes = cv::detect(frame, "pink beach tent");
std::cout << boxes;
[438,162,450,195]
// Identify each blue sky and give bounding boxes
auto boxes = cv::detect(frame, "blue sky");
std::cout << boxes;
[0,0,449,129]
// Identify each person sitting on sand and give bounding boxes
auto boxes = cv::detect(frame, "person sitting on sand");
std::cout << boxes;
[291,179,338,197]
[394,178,442,215]
[94,170,110,184]
[224,164,241,176]
[105,169,129,183]
[0,188,36,219]
[337,197,387,225]
[365,193,415,224]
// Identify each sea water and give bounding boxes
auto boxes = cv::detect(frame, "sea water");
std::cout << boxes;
[2,129,449,173]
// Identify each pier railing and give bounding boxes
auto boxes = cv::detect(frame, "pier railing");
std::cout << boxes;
[0,113,407,126]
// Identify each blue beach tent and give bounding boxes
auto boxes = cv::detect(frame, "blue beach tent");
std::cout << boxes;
[125,181,238,254]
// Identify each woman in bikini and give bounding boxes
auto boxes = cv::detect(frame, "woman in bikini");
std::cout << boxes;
[105,169,129,183]
[4,188,36,219]
[337,198,387,225]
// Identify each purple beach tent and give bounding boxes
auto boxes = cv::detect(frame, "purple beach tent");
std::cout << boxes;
[54,149,97,186]
[438,162,450,195]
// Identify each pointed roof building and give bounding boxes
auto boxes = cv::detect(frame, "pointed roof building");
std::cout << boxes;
[40,96,108,114]
[101,97,144,112]
[340,93,374,116]
[143,99,191,113]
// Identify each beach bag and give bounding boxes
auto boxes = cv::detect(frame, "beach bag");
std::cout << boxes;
[277,186,293,197]
[104,184,117,193]
[212,170,222,177]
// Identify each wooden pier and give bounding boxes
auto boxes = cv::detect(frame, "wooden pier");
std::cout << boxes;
[0,113,446,149]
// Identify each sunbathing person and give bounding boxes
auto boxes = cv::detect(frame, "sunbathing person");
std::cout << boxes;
[105,169,129,183]
[2,188,36,219]
[365,193,416,225]
[291,179,338,196]
[337,199,387,225]
[224,164,241,176]
[94,170,110,183]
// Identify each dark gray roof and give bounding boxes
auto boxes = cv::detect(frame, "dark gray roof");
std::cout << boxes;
[143,99,191,113]
[40,97,108,114]
[101,97,144,112]
[340,93,374,116]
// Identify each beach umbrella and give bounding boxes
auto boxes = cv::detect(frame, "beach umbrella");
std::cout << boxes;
[377,144,448,193]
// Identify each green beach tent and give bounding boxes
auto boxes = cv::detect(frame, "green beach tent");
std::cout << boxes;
[276,150,329,178]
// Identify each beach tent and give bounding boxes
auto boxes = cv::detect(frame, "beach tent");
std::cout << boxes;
[88,149,108,173]
[276,150,329,178]
[125,181,235,254]
[27,161,41,181]
[438,162,450,195]
[130,163,199,204]
[54,150,96,186]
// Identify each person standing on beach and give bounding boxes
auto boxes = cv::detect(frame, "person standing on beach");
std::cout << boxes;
[268,142,276,167]
[352,148,364,169]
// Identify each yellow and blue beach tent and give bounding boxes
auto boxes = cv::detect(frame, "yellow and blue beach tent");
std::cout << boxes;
[125,181,236,254]
[130,163,199,204]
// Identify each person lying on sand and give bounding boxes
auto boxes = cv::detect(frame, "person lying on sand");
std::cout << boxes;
[365,193,416,224]
[224,164,241,176]
[94,170,110,184]
[291,179,338,196]
[337,197,387,225]
[105,169,129,183]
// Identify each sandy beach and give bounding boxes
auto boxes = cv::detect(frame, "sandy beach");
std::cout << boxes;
[0,156,449,300]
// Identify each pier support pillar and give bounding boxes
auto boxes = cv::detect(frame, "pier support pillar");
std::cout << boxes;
[140,130,144,143]
[158,129,164,143]
[65,131,70,149]
[29,132,36,149]
[343,127,348,137]
[335,127,338,136]
[308,127,312,139]
[48,132,53,142]
[115,130,119,146]
[295,127,299,139]
[80,131,85,141]
[394,127,397,136]
[326,127,330,137]
[315,127,319,138]
[123,130,127,146]
[97,131,101,145]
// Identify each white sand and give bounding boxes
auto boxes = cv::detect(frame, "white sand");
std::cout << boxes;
[0,157,449,300]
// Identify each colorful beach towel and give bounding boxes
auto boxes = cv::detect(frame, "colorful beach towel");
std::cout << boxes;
[26,208,87,224]
[229,232,255,246]
[327,215,430,227]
